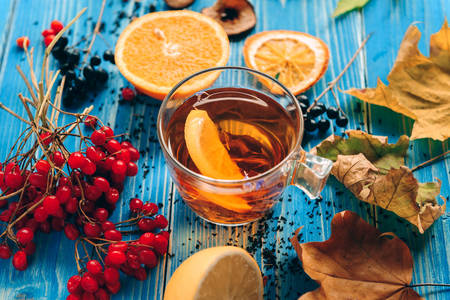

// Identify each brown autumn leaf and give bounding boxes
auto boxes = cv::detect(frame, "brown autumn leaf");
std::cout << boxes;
[345,19,450,141]
[290,210,424,300]
[312,130,446,233]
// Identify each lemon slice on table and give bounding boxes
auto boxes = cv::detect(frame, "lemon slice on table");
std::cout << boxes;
[164,246,264,300]
[243,30,329,95]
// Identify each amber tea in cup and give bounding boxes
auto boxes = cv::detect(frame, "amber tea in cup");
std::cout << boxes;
[157,67,332,225]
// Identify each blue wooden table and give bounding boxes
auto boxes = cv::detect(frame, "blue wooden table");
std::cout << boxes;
[0,0,449,299]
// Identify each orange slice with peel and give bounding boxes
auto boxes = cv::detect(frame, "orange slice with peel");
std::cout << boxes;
[184,109,251,213]
[243,30,329,95]
[115,11,230,100]
[185,109,244,180]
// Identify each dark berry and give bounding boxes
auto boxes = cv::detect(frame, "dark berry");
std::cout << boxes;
[326,106,339,119]
[309,105,324,118]
[304,118,317,132]
[103,50,115,64]
[149,4,156,12]
[66,70,76,81]
[297,94,309,105]
[60,63,73,74]
[318,119,330,132]
[299,102,308,114]
[55,36,68,48]
[90,55,101,66]
[95,68,108,83]
[336,114,349,127]
[83,65,95,80]
[67,49,80,65]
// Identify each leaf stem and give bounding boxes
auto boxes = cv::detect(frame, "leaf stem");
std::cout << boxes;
[409,283,450,288]
[307,33,373,112]
[411,150,450,172]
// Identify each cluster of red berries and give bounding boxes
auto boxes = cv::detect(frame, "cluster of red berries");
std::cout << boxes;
[0,122,140,268]
[42,20,65,47]
[16,20,64,50]
[66,199,169,300]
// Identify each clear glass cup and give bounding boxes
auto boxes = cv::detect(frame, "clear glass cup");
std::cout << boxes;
[157,66,332,225]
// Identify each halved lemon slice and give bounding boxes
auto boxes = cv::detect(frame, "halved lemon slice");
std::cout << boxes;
[243,30,329,95]
[164,246,264,300]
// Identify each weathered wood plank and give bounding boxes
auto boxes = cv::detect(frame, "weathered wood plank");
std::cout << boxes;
[0,1,448,300]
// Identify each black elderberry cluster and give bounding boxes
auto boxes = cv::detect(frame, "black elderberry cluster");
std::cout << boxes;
[51,36,115,107]
[297,95,349,133]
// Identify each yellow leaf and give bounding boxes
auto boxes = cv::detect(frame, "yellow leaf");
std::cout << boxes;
[345,20,450,141]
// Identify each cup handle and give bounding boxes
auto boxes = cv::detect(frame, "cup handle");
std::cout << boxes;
[289,150,333,198]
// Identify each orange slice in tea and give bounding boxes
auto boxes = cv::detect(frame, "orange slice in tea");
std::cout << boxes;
[184,110,251,212]
[115,11,230,100]
[184,109,244,180]
[243,30,329,95]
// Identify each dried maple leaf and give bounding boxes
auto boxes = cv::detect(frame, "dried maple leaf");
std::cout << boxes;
[312,130,445,233]
[345,20,450,141]
[290,210,424,300]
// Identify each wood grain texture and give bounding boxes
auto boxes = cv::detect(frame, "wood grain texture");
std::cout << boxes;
[0,0,448,299]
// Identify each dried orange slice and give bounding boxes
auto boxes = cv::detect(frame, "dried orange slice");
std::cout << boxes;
[184,109,243,180]
[115,11,230,100]
[243,30,329,95]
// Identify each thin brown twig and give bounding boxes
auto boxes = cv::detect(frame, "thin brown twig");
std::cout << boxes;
[411,150,450,172]
[81,0,107,66]
[307,33,373,113]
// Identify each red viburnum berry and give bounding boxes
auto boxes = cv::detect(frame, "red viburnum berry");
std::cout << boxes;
[68,152,87,169]
[153,234,169,255]
[126,162,138,176]
[138,218,157,232]
[51,151,66,167]
[93,177,110,193]
[12,250,28,270]
[106,140,121,154]
[91,130,106,146]
[139,232,155,246]
[133,267,147,281]
[16,227,34,245]
[50,20,64,33]
[108,241,127,253]
[94,288,110,300]
[139,249,157,268]
[84,116,97,128]
[104,229,122,241]
[0,244,12,259]
[67,274,82,294]
[128,147,140,162]
[16,36,30,49]
[39,132,52,146]
[43,195,60,215]
[84,223,101,238]
[107,251,126,265]
[81,273,99,293]
[64,223,79,240]
[121,87,135,101]
[101,221,115,232]
[56,185,71,204]
[129,198,143,213]
[100,126,114,138]
[93,208,109,223]
[44,35,55,47]
[35,159,51,174]
[41,28,55,37]
[105,188,119,204]
[86,260,103,275]
[142,202,158,215]
[154,214,168,229]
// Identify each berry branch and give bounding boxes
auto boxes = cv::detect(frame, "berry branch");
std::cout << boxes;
[0,8,170,300]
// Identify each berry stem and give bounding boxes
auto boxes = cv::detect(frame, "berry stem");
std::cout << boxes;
[307,33,372,113]
[81,0,106,67]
